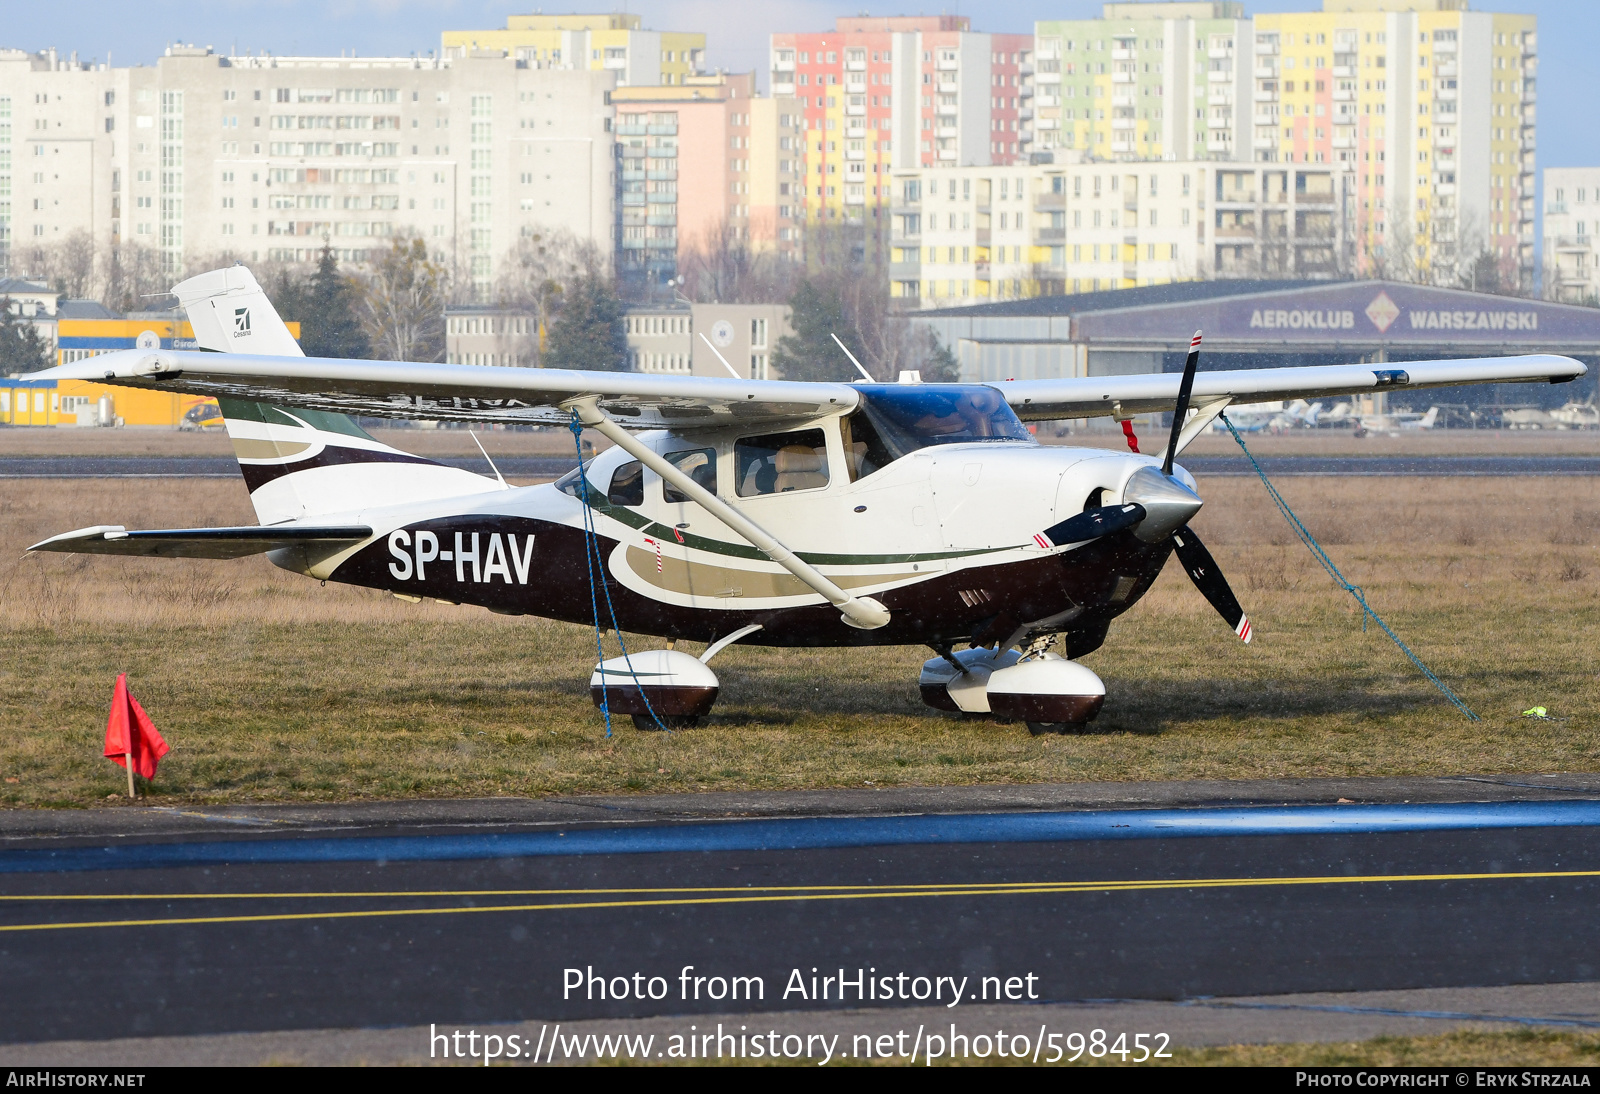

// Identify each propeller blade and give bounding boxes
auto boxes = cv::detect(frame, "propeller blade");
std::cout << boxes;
[1161,329,1203,477]
[1171,525,1252,643]
[1035,503,1146,549]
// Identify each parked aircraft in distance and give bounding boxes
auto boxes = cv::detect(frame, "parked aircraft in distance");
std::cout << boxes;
[21,268,1588,735]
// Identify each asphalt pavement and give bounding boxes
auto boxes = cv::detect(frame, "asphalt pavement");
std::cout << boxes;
[2,774,1599,1057]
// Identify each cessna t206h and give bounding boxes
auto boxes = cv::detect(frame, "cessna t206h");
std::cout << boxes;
[26,268,1588,733]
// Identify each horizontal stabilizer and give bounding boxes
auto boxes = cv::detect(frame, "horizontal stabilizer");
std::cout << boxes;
[28,524,373,559]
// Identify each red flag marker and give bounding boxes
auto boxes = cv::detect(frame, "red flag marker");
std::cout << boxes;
[104,674,169,799]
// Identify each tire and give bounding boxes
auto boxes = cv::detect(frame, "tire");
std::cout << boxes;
[633,713,700,731]
[1026,721,1073,736]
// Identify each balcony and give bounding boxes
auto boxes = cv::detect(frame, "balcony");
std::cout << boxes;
[1436,85,1457,100]
[647,169,677,180]
[1254,90,1277,103]
[772,82,795,95]
[1255,41,1278,55]
[974,228,991,245]
[647,213,676,226]
[1333,88,1353,101]
[1254,65,1278,79]
[845,191,865,205]
[1253,136,1277,150]
[1034,227,1065,243]
[1112,140,1136,154]
[1035,116,1059,130]
[1035,70,1060,84]
[1020,84,1033,98]
[1433,39,1457,53]
[846,104,866,116]
[647,192,676,205]
[846,80,866,94]
[937,125,959,137]
[889,261,922,280]
[845,59,866,72]
[1332,65,1355,78]
[1436,61,1457,78]
[1112,117,1135,130]
[1114,92,1137,107]
[1252,113,1277,126]
[1207,136,1234,152]
[1112,48,1134,61]
[1020,63,1034,76]
[1019,108,1033,121]
[936,56,959,71]
[937,147,957,160]
[1035,191,1065,210]
[974,262,991,279]
[1113,70,1135,83]
[1554,235,1592,251]
[1218,190,1257,204]
[845,147,864,160]
[845,126,866,140]
[622,193,646,205]
[1208,69,1232,82]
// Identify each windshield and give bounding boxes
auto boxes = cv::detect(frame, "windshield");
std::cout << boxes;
[855,385,1034,460]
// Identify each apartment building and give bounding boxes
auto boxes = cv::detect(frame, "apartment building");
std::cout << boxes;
[1033,2,1251,163]
[1543,168,1600,304]
[611,73,803,290]
[1254,1,1537,286]
[769,17,1033,224]
[445,300,791,378]
[888,158,1351,307]
[1030,1,1536,288]
[441,13,706,88]
[0,46,616,299]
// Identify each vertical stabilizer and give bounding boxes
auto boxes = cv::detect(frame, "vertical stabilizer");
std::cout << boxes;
[171,266,498,525]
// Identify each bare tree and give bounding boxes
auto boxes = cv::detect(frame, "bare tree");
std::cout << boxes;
[356,238,448,362]
[494,229,599,367]
[677,221,798,305]
[101,242,170,312]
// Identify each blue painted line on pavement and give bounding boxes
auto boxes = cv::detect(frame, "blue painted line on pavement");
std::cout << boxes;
[3,799,1600,875]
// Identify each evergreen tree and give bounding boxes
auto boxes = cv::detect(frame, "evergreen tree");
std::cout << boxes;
[545,273,628,371]
[771,279,864,382]
[0,298,55,374]
[300,245,371,359]
[922,333,962,383]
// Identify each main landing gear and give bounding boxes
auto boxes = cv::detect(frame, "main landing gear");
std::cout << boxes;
[919,638,1106,734]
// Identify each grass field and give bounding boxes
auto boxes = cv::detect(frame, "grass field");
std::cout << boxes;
[1,472,1597,806]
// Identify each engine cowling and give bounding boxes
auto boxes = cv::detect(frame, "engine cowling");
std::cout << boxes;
[590,649,719,719]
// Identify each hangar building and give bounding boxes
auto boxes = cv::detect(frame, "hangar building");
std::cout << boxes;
[910,280,1600,416]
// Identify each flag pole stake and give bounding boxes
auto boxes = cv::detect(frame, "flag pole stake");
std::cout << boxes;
[126,754,135,800]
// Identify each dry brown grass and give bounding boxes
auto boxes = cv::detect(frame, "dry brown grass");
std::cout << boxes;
[0,473,1597,806]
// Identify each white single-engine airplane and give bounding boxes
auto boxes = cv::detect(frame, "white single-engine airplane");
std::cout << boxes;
[25,268,1588,733]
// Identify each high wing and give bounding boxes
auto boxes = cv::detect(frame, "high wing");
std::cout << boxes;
[29,524,373,559]
[995,355,1585,422]
[25,347,1584,429]
[28,349,859,430]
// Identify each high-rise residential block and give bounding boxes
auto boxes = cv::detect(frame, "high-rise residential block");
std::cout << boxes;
[441,14,706,88]
[1253,0,1536,286]
[0,46,616,297]
[888,158,1351,307]
[1543,168,1600,304]
[1033,3,1252,164]
[769,17,1033,224]
[612,73,802,291]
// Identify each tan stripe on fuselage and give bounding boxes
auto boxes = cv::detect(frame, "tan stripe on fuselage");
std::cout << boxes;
[624,546,919,600]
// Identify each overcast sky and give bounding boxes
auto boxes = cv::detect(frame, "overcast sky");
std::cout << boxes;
[9,0,1591,166]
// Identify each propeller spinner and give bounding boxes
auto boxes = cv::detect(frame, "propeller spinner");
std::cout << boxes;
[1030,329,1253,644]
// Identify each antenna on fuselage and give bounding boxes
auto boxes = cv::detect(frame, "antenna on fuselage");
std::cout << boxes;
[469,429,509,490]
[698,332,745,379]
[831,332,875,383]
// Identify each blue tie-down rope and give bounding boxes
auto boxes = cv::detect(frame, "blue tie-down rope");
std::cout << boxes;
[568,411,666,735]
[1220,412,1478,722]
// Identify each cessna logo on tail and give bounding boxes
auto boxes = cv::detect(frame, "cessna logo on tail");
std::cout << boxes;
[387,529,536,585]
[232,307,252,338]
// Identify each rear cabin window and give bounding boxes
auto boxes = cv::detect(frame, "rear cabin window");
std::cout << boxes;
[663,447,717,503]
[735,429,830,496]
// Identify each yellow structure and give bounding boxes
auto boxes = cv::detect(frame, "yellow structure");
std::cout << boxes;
[2,317,298,427]
[442,14,706,87]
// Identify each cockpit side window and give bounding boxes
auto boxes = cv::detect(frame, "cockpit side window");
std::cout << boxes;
[735,429,830,496]
[841,411,893,482]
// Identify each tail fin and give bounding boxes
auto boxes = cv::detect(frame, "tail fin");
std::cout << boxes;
[1418,406,1440,428]
[171,266,499,525]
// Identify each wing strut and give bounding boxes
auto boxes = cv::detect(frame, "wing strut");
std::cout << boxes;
[562,396,890,631]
